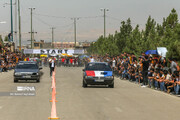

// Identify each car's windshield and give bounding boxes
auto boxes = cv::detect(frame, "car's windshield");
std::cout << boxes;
[16,63,38,69]
[86,63,112,71]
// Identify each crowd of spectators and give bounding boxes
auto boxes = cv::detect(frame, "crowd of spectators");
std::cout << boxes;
[59,57,83,67]
[33,56,83,67]
[41,57,83,67]
[0,46,23,72]
[92,52,180,95]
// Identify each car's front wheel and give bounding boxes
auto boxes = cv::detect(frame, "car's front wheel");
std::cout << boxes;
[14,78,18,83]
[82,80,87,88]
[109,83,114,88]
[36,79,40,83]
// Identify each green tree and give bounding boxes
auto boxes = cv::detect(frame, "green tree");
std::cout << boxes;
[4,35,8,42]
[0,35,4,47]
[166,40,180,60]
[142,16,157,51]
[116,18,132,53]
[88,8,180,60]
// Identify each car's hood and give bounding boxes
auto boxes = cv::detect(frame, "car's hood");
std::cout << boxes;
[85,71,112,77]
[15,69,39,73]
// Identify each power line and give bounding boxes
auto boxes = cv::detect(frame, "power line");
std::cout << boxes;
[33,13,67,19]
[33,15,74,28]
[60,24,74,41]
[78,15,103,19]
[33,13,102,19]
[106,16,121,21]
[107,15,143,25]
[33,15,52,27]
[57,23,74,28]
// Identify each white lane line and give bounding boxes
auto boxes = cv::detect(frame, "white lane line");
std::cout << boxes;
[104,97,110,101]
[115,107,122,112]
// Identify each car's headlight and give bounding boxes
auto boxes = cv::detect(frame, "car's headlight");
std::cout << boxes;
[106,76,113,79]
[15,72,21,75]
[32,73,38,75]
[85,76,93,79]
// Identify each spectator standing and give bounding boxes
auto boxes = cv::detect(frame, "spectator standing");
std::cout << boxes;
[170,58,177,74]
[174,72,180,95]
[90,56,95,62]
[141,55,149,87]
[112,57,116,71]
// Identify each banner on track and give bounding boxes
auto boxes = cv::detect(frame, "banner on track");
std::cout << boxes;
[24,49,84,55]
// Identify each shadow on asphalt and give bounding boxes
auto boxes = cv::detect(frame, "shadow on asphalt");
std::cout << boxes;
[84,85,110,88]
[14,80,39,83]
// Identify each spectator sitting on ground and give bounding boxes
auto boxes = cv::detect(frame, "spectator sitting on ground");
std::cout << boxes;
[164,70,173,93]
[148,68,154,88]
[174,71,180,95]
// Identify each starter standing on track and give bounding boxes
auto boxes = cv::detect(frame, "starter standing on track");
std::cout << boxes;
[82,62,114,88]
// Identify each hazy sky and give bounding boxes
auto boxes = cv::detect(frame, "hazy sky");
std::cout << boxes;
[0,0,180,45]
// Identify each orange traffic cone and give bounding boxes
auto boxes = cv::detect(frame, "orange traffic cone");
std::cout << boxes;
[51,77,56,89]
[49,69,59,119]
[48,99,59,119]
[54,69,56,75]
[50,87,58,102]
[53,71,56,76]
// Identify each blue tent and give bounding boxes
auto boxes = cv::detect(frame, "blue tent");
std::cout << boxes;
[79,55,89,59]
[145,50,158,55]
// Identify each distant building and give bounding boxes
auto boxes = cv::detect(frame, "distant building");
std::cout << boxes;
[79,42,91,48]
[53,41,91,49]
[53,42,79,49]
[22,40,91,50]
[43,42,52,49]
[33,40,44,49]
[17,45,28,51]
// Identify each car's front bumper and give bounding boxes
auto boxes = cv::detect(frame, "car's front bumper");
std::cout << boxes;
[84,77,114,85]
[14,75,40,80]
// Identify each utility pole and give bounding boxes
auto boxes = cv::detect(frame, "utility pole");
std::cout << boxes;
[71,18,79,47]
[10,0,13,42]
[51,27,55,48]
[29,8,35,49]
[14,0,17,49]
[18,0,21,52]
[28,31,37,49]
[101,8,109,39]
[32,30,37,49]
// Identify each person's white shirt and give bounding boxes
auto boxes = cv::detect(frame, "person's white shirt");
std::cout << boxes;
[112,60,116,67]
[134,63,137,67]
[90,58,95,62]
[49,58,55,68]
[166,74,171,80]
[51,60,55,67]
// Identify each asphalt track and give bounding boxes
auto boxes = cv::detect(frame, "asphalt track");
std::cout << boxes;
[0,67,180,120]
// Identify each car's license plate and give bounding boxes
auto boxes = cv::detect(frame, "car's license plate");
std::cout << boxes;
[23,76,31,78]
[95,80,104,82]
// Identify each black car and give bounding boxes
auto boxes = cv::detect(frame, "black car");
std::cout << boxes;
[82,62,114,88]
[14,61,42,83]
